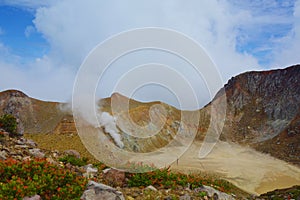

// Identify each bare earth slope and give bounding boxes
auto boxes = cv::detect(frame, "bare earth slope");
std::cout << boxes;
[170,141,300,195]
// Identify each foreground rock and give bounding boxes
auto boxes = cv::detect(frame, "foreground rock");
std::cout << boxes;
[195,186,235,200]
[259,185,300,200]
[23,194,41,200]
[81,181,125,200]
[103,168,126,187]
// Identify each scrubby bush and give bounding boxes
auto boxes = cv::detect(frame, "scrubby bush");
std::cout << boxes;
[59,155,88,167]
[127,167,202,189]
[0,158,88,199]
[0,114,17,136]
[127,166,236,192]
[125,161,157,173]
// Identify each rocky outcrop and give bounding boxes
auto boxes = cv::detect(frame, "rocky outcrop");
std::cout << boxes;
[1,90,28,135]
[194,185,235,200]
[0,90,66,134]
[212,65,300,166]
[258,185,300,199]
[80,181,125,200]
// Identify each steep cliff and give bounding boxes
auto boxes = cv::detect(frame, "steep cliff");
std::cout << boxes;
[215,65,300,165]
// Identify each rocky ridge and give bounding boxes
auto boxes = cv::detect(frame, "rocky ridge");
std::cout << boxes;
[212,65,300,166]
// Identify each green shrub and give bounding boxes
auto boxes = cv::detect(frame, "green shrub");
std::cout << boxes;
[127,167,202,189]
[59,155,88,167]
[93,162,107,170]
[0,158,88,199]
[125,161,157,173]
[0,114,17,136]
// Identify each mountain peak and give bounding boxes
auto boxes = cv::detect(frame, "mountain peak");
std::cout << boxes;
[0,89,28,99]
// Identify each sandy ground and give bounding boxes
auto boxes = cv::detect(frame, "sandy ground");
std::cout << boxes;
[168,141,300,195]
[81,127,300,195]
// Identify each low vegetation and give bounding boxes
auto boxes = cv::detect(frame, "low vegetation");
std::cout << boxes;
[58,155,88,167]
[24,133,98,163]
[126,166,235,193]
[127,166,202,189]
[0,114,17,137]
[0,158,87,200]
[24,132,248,198]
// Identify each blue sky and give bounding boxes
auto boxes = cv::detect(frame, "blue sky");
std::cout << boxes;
[0,6,48,63]
[0,0,299,108]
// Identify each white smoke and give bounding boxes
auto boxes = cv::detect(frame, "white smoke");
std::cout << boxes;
[58,102,72,115]
[59,99,124,148]
[97,111,124,148]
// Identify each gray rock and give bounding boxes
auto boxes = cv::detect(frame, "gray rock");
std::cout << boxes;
[16,138,26,145]
[0,150,7,160]
[29,148,45,158]
[145,185,157,191]
[14,144,29,149]
[83,165,98,178]
[81,181,125,200]
[64,149,80,158]
[23,194,41,200]
[194,185,235,200]
[179,194,191,200]
[25,139,37,147]
[102,168,126,187]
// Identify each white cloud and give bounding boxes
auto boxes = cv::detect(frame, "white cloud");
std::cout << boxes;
[31,0,261,107]
[24,25,35,38]
[0,0,57,9]
[33,0,260,78]
[271,0,300,68]
[1,0,299,108]
[228,0,296,67]
[0,57,75,102]
[0,42,74,102]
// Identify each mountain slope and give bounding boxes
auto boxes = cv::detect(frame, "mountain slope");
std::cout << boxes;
[1,64,300,195]
[211,65,300,166]
[0,90,65,134]
[0,65,299,165]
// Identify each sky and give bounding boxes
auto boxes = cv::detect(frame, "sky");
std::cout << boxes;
[0,0,299,109]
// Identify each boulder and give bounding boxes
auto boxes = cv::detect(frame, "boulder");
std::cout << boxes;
[194,185,235,200]
[145,185,157,192]
[23,194,41,200]
[103,168,125,187]
[0,150,7,160]
[25,139,37,147]
[64,149,81,158]
[179,194,191,200]
[83,164,98,178]
[81,181,125,200]
[29,148,45,158]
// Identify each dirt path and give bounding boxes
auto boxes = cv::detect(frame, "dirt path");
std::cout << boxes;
[169,141,300,195]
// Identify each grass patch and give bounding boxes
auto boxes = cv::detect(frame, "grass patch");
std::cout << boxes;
[59,155,88,167]
[24,133,98,163]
